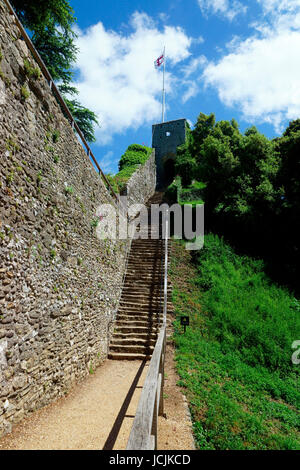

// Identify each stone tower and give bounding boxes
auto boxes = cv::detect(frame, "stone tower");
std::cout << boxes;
[152,118,187,188]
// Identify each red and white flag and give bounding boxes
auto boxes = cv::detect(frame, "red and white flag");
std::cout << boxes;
[154,53,164,68]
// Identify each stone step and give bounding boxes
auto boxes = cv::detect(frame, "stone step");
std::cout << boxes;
[114,325,161,334]
[122,283,163,288]
[115,319,162,328]
[121,286,171,291]
[113,332,158,341]
[121,289,172,295]
[109,344,155,354]
[119,295,162,302]
[123,279,164,284]
[128,263,160,268]
[121,286,170,291]
[128,248,167,252]
[117,306,172,314]
[115,318,172,326]
[108,192,171,360]
[126,264,162,269]
[117,305,163,311]
[117,306,164,314]
[117,312,161,320]
[108,352,151,360]
[127,254,168,257]
[110,337,157,346]
[124,275,163,280]
[118,301,173,308]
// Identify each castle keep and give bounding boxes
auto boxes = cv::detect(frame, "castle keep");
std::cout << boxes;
[152,118,187,187]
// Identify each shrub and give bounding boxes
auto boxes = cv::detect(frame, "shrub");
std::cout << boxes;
[107,144,152,193]
[180,181,206,202]
[165,176,182,203]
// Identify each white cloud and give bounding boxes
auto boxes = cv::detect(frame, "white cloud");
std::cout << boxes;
[99,150,118,173]
[73,12,192,144]
[158,12,169,23]
[202,1,300,132]
[254,0,300,32]
[258,0,300,14]
[182,81,199,104]
[197,0,247,21]
[182,56,207,78]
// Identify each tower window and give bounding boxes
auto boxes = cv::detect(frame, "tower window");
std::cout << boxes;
[166,131,171,137]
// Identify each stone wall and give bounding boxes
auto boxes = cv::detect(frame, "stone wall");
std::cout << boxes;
[0,1,131,436]
[124,150,156,215]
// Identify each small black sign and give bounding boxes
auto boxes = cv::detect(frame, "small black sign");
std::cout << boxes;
[180,316,189,326]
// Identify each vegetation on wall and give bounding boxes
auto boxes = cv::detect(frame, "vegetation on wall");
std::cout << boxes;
[106,144,152,193]
[11,0,98,142]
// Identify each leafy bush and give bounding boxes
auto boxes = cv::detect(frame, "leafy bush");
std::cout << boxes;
[107,144,152,193]
[119,144,152,171]
[127,144,149,154]
[180,181,205,203]
[164,176,182,203]
[174,144,197,186]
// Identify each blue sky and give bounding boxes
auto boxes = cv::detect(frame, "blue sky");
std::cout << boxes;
[68,0,300,174]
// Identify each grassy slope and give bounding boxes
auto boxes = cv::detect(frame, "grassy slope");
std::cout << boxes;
[170,236,300,450]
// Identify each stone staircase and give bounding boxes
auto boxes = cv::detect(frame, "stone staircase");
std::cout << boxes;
[108,192,172,360]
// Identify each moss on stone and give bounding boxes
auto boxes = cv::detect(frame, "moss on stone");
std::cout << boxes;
[21,84,30,100]
[23,58,41,80]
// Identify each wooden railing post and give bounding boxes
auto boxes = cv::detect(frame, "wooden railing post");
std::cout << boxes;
[151,391,158,450]
[158,351,164,416]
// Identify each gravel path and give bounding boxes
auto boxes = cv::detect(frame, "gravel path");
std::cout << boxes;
[0,360,148,450]
[0,352,194,450]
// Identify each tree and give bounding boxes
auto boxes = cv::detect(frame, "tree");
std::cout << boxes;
[11,0,99,142]
[64,98,99,143]
[192,112,215,157]
[11,0,76,82]
[32,19,78,85]
[11,0,75,35]
[173,111,300,292]
[175,144,197,186]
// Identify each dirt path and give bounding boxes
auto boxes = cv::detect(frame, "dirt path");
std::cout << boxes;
[158,343,195,450]
[0,360,148,450]
[0,349,194,450]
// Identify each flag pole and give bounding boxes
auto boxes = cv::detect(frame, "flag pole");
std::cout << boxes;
[162,46,165,123]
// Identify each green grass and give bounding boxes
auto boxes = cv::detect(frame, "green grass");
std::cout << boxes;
[179,180,206,203]
[170,236,300,450]
[179,199,204,206]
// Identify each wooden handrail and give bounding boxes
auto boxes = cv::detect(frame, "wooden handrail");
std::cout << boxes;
[126,328,166,450]
[126,213,169,450]
[2,0,120,205]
